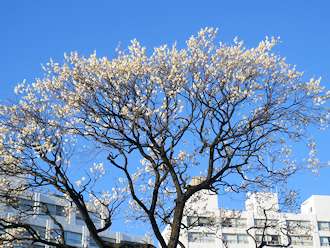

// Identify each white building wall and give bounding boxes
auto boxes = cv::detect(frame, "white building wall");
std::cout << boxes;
[162,192,330,248]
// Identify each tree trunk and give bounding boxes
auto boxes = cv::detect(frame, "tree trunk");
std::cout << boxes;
[167,200,185,248]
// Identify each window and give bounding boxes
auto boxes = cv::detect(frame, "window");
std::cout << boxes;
[11,241,37,248]
[102,237,116,244]
[319,222,330,231]
[89,238,98,248]
[199,217,213,226]
[255,219,278,228]
[19,226,45,240]
[237,219,246,227]
[30,225,46,239]
[64,231,82,245]
[76,210,100,225]
[187,216,214,227]
[188,232,215,243]
[287,220,311,229]
[76,210,83,223]
[40,203,65,217]
[321,237,330,246]
[223,234,237,243]
[49,228,62,241]
[89,237,116,247]
[18,198,34,212]
[222,218,246,228]
[50,228,80,243]
[255,219,266,227]
[256,235,280,245]
[269,235,280,245]
[223,233,248,244]
[237,234,248,244]
[291,236,313,246]
[55,205,65,216]
[287,220,311,234]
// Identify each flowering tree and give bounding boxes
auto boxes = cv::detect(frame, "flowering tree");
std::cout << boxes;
[0,28,329,247]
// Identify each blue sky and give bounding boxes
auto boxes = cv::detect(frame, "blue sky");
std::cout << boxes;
[1,0,330,237]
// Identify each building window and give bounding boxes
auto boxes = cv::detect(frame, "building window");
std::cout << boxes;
[18,198,34,212]
[17,225,46,245]
[291,236,313,246]
[187,216,214,227]
[103,237,116,244]
[30,225,46,239]
[90,237,116,247]
[76,210,83,223]
[320,237,330,246]
[89,238,98,248]
[40,203,65,217]
[223,234,237,243]
[319,222,330,231]
[49,228,62,241]
[222,218,246,228]
[268,235,280,245]
[64,231,82,245]
[237,234,248,244]
[254,219,278,228]
[256,235,280,245]
[223,233,248,244]
[188,232,216,243]
[76,210,100,225]
[49,229,81,244]
[287,220,311,229]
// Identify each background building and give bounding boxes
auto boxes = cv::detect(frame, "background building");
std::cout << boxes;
[0,192,153,248]
[162,188,330,248]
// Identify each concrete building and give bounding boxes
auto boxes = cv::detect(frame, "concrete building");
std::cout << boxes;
[0,192,153,247]
[162,188,330,248]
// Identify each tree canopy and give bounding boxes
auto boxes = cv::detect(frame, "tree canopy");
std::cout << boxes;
[0,28,329,248]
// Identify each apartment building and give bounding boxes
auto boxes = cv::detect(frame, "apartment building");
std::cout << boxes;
[162,186,330,248]
[0,192,153,247]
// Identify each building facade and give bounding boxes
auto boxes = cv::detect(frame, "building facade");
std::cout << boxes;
[0,192,153,247]
[162,189,330,248]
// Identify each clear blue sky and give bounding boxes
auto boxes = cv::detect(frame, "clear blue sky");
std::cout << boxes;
[1,0,330,237]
